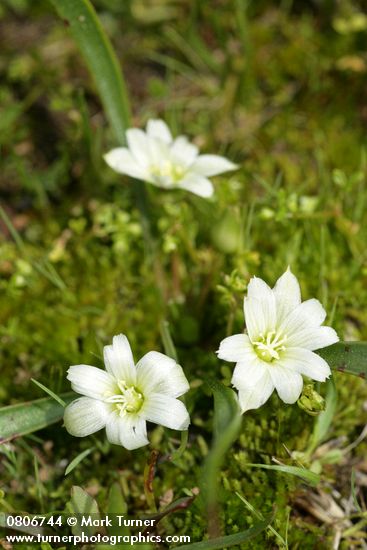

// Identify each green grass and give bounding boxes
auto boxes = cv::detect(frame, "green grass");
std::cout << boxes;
[1,1,367,548]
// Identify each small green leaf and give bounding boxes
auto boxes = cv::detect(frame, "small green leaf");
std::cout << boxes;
[316,342,367,378]
[107,482,129,539]
[108,482,127,515]
[0,393,75,444]
[247,463,320,485]
[65,447,95,476]
[66,486,100,537]
[175,518,272,549]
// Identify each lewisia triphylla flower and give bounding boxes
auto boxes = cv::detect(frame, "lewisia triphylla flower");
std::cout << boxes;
[104,119,238,198]
[64,334,190,450]
[217,268,339,413]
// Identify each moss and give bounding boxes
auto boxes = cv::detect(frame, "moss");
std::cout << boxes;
[1,1,367,548]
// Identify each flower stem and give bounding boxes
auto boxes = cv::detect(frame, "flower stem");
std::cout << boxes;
[143,449,159,513]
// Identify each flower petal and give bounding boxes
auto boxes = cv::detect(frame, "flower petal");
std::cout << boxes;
[231,355,268,390]
[217,333,253,362]
[146,119,172,144]
[280,348,331,381]
[286,326,339,350]
[103,334,136,385]
[136,351,189,398]
[64,397,110,437]
[280,298,327,337]
[269,365,303,404]
[171,136,199,167]
[237,370,274,412]
[178,174,214,198]
[142,394,190,430]
[104,147,148,180]
[244,280,276,341]
[247,276,273,302]
[191,154,238,177]
[106,413,149,450]
[126,128,152,166]
[147,139,171,169]
[273,268,301,322]
[67,365,117,399]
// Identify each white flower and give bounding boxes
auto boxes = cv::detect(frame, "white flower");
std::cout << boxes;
[64,334,190,450]
[104,119,238,198]
[217,268,339,413]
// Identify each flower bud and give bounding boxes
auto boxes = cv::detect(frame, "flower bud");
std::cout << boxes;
[297,384,325,416]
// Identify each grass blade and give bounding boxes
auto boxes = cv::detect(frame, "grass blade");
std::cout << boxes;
[175,517,272,549]
[0,393,75,444]
[235,492,286,548]
[31,378,66,407]
[0,204,67,291]
[65,447,95,476]
[246,463,320,485]
[316,342,367,378]
[48,0,130,143]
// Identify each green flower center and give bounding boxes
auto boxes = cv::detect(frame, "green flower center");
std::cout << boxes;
[150,161,186,183]
[104,380,144,416]
[253,331,287,363]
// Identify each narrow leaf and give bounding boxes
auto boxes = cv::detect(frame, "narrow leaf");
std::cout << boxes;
[236,492,286,547]
[207,379,240,439]
[65,447,95,476]
[47,0,154,259]
[48,0,130,143]
[308,377,337,454]
[31,378,66,407]
[247,463,320,485]
[170,429,189,463]
[0,513,48,536]
[316,342,367,378]
[160,320,178,362]
[202,381,242,536]
[0,393,75,444]
[142,494,197,524]
[175,518,271,549]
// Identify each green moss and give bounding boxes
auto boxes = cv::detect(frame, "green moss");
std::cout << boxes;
[1,1,367,548]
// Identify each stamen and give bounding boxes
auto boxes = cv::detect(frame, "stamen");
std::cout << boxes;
[150,161,186,183]
[252,330,288,363]
[104,380,144,415]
